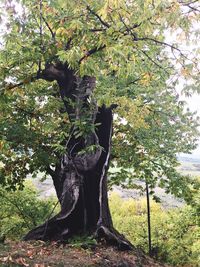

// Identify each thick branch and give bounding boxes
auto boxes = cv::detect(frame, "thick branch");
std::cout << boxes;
[46,166,55,177]
[37,63,64,82]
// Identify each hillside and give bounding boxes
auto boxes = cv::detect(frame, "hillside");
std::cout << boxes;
[31,156,199,209]
[177,155,200,176]
[0,241,169,267]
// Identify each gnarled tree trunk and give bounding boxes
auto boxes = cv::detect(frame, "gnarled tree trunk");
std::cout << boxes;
[24,62,132,250]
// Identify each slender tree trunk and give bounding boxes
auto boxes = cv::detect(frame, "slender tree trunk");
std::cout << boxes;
[146,181,152,256]
[24,62,133,250]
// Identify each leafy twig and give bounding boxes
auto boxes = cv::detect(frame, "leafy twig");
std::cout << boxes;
[79,45,106,63]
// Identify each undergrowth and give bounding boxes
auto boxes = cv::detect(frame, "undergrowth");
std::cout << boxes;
[109,193,200,266]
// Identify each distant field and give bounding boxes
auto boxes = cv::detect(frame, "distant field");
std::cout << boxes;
[178,156,200,177]
[2,156,199,208]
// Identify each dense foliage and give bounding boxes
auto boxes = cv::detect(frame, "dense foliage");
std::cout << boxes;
[0,0,200,199]
[109,193,200,266]
[0,182,57,240]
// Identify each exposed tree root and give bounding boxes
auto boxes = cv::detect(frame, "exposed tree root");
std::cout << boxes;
[95,225,133,250]
[24,220,133,251]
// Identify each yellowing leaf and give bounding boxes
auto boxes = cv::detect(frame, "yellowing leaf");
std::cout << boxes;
[139,72,152,86]
[181,68,190,77]
[56,27,67,37]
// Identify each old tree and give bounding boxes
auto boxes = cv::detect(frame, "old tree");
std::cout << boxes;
[0,0,200,249]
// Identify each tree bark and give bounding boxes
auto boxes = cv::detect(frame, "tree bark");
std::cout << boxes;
[24,62,133,250]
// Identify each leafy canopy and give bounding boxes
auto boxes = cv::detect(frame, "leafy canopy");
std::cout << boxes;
[0,0,200,199]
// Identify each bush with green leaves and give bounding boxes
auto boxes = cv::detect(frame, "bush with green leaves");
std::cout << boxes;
[1,180,199,266]
[0,181,58,240]
[109,193,200,266]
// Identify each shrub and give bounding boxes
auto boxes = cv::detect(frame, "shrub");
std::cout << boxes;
[109,193,200,266]
[0,181,58,240]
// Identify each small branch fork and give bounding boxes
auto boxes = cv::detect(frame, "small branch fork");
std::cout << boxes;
[178,0,200,13]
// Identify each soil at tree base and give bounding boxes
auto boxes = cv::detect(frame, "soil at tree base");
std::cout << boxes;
[0,241,170,267]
